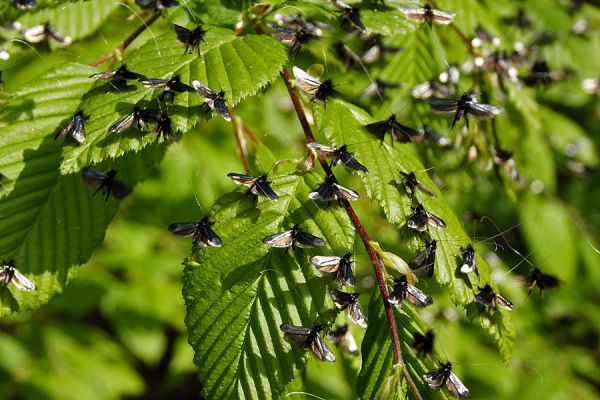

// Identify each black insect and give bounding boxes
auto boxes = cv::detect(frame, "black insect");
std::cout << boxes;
[273,14,330,37]
[174,24,206,55]
[412,330,435,358]
[110,106,157,133]
[293,66,336,103]
[400,4,456,26]
[333,42,362,69]
[310,253,356,286]
[13,0,37,9]
[139,75,195,102]
[192,80,231,121]
[388,275,433,307]
[328,325,358,355]
[280,323,335,362]
[411,80,453,99]
[330,289,368,328]
[168,216,223,248]
[268,23,314,57]
[309,175,359,203]
[400,171,436,198]
[429,92,504,130]
[136,0,179,11]
[415,125,452,146]
[306,143,368,173]
[409,240,437,278]
[360,79,402,98]
[503,7,531,29]
[460,245,479,277]
[23,22,72,45]
[0,260,36,291]
[365,115,422,144]
[89,65,146,87]
[360,39,403,65]
[474,284,514,311]
[81,168,132,201]
[491,146,519,180]
[227,173,278,201]
[263,224,325,249]
[331,0,366,31]
[424,362,470,398]
[407,204,446,232]
[55,110,88,144]
[155,104,175,141]
[527,267,560,295]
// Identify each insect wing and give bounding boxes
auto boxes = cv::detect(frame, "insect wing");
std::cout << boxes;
[252,178,278,200]
[333,182,359,200]
[429,98,460,114]
[309,182,337,201]
[110,113,136,133]
[306,142,337,159]
[280,323,311,343]
[409,243,436,277]
[293,230,325,248]
[209,97,232,121]
[412,331,434,357]
[495,293,514,311]
[338,153,368,173]
[70,115,86,143]
[191,79,215,98]
[310,334,336,362]
[348,302,367,328]
[364,120,388,141]
[9,268,37,291]
[466,101,504,118]
[170,79,195,93]
[407,207,428,232]
[89,71,117,80]
[81,168,106,189]
[47,27,72,45]
[263,230,294,248]
[55,117,76,140]
[446,372,471,398]
[406,284,433,307]
[168,222,198,237]
[23,25,47,43]
[431,9,456,24]
[426,211,446,230]
[292,66,321,95]
[110,179,132,200]
[196,221,223,247]
[310,256,342,273]
[268,23,298,44]
[329,327,359,355]
[174,24,193,44]
[399,7,429,22]
[338,258,356,286]
[330,289,354,310]
[460,246,477,274]
[227,173,257,189]
[424,368,448,390]
[411,82,434,99]
[139,77,168,89]
[14,0,37,9]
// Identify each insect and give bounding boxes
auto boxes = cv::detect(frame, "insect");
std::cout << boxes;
[81,168,132,201]
[227,173,278,201]
[412,330,435,358]
[490,146,519,180]
[292,66,336,103]
[55,110,89,144]
[527,267,559,295]
[424,362,471,398]
[89,65,146,87]
[174,24,206,55]
[191,80,232,121]
[136,0,179,11]
[400,4,456,26]
[273,14,330,37]
[328,325,358,355]
[308,175,359,203]
[139,75,195,102]
[400,171,436,198]
[415,125,452,146]
[360,79,402,98]
[268,23,314,57]
[306,143,368,173]
[13,0,37,9]
[23,22,72,45]
[310,253,356,286]
[280,323,336,362]
[360,38,403,64]
[168,216,223,248]
[474,284,513,311]
[388,275,433,307]
[503,7,531,29]
[407,204,446,232]
[0,260,36,291]
[331,0,366,31]
[330,289,368,328]
[365,115,422,144]
[460,245,479,277]
[429,92,504,130]
[332,42,362,69]
[155,103,175,141]
[109,106,157,133]
[411,80,453,99]
[409,240,437,278]
[263,224,325,249]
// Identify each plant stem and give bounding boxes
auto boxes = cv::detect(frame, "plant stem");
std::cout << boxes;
[90,12,161,68]
[280,67,424,400]
[231,111,251,174]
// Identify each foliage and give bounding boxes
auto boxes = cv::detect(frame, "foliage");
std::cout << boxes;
[0,0,599,399]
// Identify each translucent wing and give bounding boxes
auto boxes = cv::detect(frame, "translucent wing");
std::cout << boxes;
[495,293,514,311]
[293,66,321,94]
[196,221,223,247]
[174,24,193,43]
[251,179,278,201]
[168,222,198,237]
[268,23,298,44]
[332,182,359,200]
[337,152,368,173]
[426,211,446,230]
[71,116,86,143]
[407,207,428,232]
[139,77,169,89]
[429,98,460,114]
[23,25,47,43]
[306,142,337,158]
[293,231,325,248]
[466,101,504,118]
[227,173,257,188]
[447,372,471,398]
[280,323,311,343]
[348,302,368,328]
[263,230,295,248]
[337,258,356,286]
[47,27,72,45]
[310,256,343,273]
[424,368,447,389]
[310,335,336,362]
[309,182,338,201]
[109,114,136,133]
[110,179,132,200]
[431,9,456,24]
[192,79,215,98]
[406,284,433,307]
[81,168,106,188]
[8,268,37,291]
[208,97,232,121]
[399,7,429,22]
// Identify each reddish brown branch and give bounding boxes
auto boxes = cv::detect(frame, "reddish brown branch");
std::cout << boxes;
[90,12,161,68]
[280,67,424,400]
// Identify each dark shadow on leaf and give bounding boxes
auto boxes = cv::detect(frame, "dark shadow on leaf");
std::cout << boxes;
[0,98,35,123]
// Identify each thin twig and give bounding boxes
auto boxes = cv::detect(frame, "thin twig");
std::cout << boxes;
[231,111,251,174]
[429,0,475,54]
[90,12,161,68]
[280,67,424,400]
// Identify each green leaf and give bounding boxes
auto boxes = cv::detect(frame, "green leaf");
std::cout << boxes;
[183,171,355,400]
[60,30,287,174]
[0,63,165,316]
[360,9,416,36]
